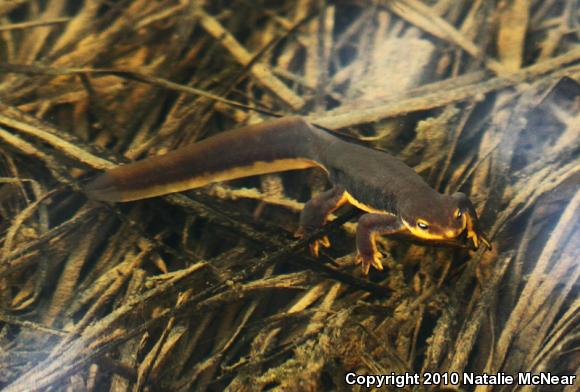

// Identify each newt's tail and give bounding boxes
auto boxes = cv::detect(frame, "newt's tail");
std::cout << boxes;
[84,117,325,202]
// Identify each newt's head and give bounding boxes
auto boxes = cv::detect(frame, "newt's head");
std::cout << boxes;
[399,192,491,250]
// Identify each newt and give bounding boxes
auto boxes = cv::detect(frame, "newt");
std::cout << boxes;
[84,116,490,273]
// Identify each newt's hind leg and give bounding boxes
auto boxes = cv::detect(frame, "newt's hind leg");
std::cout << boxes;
[295,186,347,256]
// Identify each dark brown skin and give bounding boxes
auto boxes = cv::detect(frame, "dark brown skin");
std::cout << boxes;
[85,116,490,273]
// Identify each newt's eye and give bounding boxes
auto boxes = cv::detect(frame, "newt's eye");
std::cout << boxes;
[417,221,429,230]
[456,210,463,219]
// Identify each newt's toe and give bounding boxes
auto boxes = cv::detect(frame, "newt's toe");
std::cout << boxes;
[310,240,320,257]
[294,227,305,238]
[296,227,332,257]
[319,235,331,248]
[308,236,331,257]
[355,251,384,275]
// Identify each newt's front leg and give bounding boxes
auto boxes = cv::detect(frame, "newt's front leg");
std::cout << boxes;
[295,186,347,256]
[355,213,406,275]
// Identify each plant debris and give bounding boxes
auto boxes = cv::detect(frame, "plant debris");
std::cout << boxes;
[0,1,578,391]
